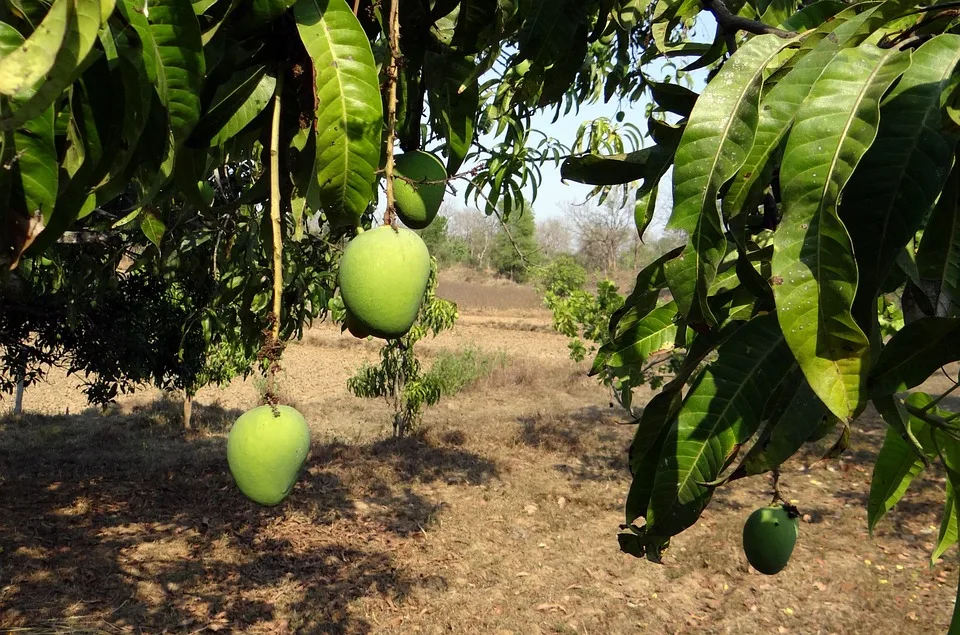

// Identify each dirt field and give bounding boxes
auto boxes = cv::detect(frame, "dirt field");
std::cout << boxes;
[1,277,958,634]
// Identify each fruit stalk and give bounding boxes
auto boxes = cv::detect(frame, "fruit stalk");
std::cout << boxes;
[269,74,284,343]
[382,0,401,228]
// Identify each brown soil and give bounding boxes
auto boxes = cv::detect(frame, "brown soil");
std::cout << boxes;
[1,282,957,634]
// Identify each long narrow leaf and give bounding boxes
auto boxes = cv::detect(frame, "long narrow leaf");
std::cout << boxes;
[723,4,888,224]
[664,34,799,328]
[295,0,383,224]
[0,0,71,97]
[867,394,936,535]
[772,43,910,422]
[870,317,960,397]
[645,313,795,538]
[917,163,960,317]
[0,0,110,131]
[730,366,831,479]
[841,35,960,327]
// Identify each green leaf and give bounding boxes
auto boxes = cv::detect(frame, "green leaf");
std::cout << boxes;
[140,209,165,248]
[626,387,682,524]
[249,0,297,22]
[723,4,887,225]
[598,301,679,370]
[870,317,960,397]
[0,23,57,222]
[664,33,799,327]
[730,366,832,479]
[0,0,71,97]
[841,35,960,328]
[867,402,935,535]
[561,148,656,186]
[772,43,910,422]
[645,313,795,538]
[777,0,846,31]
[295,0,383,224]
[452,0,497,54]
[606,247,683,341]
[917,163,960,317]
[516,0,585,68]
[0,0,112,131]
[125,0,205,149]
[933,476,958,564]
[425,52,478,175]
[624,321,743,524]
[635,183,658,241]
[536,20,588,108]
[190,65,276,147]
[95,26,154,192]
[648,81,699,117]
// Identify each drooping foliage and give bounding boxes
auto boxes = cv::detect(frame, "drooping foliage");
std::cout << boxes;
[2,0,960,624]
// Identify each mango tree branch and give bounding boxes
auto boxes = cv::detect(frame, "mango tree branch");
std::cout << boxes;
[383,0,401,227]
[702,0,793,38]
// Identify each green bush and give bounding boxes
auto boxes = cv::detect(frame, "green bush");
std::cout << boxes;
[424,346,507,397]
[535,255,587,297]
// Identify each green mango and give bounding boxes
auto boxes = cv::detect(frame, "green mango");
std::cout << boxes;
[742,504,800,575]
[338,225,431,339]
[343,308,371,339]
[393,150,447,229]
[227,405,310,506]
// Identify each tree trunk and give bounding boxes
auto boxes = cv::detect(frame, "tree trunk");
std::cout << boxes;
[183,393,193,430]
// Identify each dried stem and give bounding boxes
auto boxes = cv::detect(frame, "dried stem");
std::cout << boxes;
[770,467,785,506]
[382,0,401,228]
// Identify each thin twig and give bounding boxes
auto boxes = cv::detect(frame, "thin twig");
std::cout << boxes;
[702,0,794,38]
[352,0,361,14]
[382,0,401,228]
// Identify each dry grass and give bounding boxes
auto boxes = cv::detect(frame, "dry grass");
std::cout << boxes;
[1,281,958,634]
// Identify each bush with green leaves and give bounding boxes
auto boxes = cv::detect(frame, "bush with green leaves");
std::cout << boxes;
[345,259,459,437]
[534,255,588,297]
[541,276,680,412]
[425,345,507,397]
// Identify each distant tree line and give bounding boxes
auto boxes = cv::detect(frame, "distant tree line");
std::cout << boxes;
[418,200,684,285]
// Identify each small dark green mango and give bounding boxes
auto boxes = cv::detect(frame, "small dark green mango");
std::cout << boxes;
[227,405,310,506]
[742,504,799,575]
[393,150,447,229]
[338,225,431,339]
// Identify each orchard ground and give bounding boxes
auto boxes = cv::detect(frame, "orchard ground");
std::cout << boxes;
[1,272,957,634]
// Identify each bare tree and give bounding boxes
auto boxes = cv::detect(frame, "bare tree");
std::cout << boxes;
[536,217,573,258]
[564,199,633,275]
[446,206,499,270]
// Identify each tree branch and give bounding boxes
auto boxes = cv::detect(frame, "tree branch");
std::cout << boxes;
[702,0,794,38]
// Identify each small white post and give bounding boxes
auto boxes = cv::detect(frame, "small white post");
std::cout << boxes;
[13,347,25,415]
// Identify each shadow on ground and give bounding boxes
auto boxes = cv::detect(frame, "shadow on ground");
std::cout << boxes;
[516,404,632,483]
[0,397,499,634]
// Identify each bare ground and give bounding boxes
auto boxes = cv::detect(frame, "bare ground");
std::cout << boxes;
[1,281,957,634]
